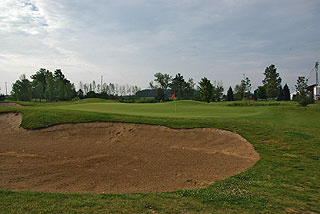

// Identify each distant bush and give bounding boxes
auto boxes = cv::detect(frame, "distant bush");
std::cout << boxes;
[0,94,6,101]
[72,97,81,102]
[227,101,281,107]
[295,76,314,107]
[295,94,314,107]
[85,91,98,98]
[135,98,157,103]
[118,97,157,103]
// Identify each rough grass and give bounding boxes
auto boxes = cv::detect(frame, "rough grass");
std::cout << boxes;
[0,99,319,213]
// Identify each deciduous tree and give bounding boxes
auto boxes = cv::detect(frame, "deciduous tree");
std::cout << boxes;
[170,73,186,99]
[185,78,195,99]
[295,76,313,106]
[31,68,47,102]
[150,72,172,102]
[234,76,251,100]
[213,81,224,101]
[45,72,55,101]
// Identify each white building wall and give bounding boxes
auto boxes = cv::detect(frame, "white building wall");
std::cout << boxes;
[314,86,320,100]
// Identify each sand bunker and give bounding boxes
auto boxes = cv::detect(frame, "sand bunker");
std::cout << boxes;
[0,113,259,194]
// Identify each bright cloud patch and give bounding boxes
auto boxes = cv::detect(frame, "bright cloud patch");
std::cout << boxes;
[0,0,48,35]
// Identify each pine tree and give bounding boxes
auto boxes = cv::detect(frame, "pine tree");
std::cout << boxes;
[262,64,282,99]
[254,86,267,100]
[283,84,290,100]
[277,85,284,101]
[12,74,32,101]
[227,86,234,101]
[198,77,213,103]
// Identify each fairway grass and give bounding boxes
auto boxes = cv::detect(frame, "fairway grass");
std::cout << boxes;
[0,99,319,213]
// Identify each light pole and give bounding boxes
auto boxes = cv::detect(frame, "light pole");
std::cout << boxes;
[101,75,103,93]
[5,82,7,96]
[315,62,319,86]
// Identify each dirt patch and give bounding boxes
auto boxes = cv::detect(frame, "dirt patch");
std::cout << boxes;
[0,113,259,194]
[0,103,22,107]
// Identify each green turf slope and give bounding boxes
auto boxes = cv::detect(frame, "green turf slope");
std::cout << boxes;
[0,99,319,213]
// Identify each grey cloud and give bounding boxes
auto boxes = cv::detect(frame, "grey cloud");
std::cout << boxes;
[0,0,319,93]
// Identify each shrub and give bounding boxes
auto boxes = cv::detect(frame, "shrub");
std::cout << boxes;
[0,94,6,101]
[72,97,81,102]
[296,94,314,107]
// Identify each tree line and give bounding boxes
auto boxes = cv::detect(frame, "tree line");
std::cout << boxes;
[10,69,141,102]
[9,64,314,106]
[147,72,224,103]
[226,64,313,106]
[148,64,313,106]
[78,81,141,99]
[148,65,290,103]
[12,69,76,102]
[225,65,291,102]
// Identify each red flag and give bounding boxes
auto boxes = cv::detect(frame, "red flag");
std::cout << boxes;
[172,93,175,98]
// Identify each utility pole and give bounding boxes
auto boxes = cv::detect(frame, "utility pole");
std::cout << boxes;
[243,74,246,100]
[315,62,319,86]
[5,82,7,96]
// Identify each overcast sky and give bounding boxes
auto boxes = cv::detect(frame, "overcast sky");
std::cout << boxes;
[0,0,319,94]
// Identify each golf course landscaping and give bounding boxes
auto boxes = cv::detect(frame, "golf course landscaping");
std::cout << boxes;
[0,99,319,213]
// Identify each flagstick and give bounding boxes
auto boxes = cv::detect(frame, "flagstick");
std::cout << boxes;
[172,93,176,113]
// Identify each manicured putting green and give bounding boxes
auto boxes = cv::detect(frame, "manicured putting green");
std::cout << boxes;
[55,100,263,118]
